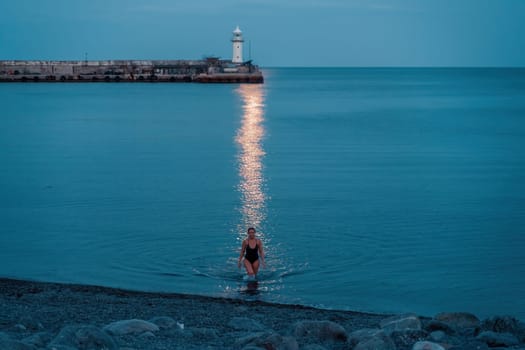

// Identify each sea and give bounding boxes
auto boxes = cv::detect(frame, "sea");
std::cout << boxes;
[1,68,525,320]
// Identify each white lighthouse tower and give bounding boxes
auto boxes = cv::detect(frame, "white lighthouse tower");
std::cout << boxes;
[232,26,244,64]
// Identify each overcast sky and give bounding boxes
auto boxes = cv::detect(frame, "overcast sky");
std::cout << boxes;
[0,0,524,67]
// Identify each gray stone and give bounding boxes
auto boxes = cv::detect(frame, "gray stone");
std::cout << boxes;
[148,316,176,329]
[347,328,385,347]
[380,313,422,335]
[76,325,117,349]
[354,332,396,350]
[412,341,445,350]
[293,320,347,343]
[228,317,265,332]
[257,333,297,350]
[429,330,446,342]
[391,329,429,349]
[434,312,480,329]
[235,332,298,350]
[482,316,525,342]
[50,325,117,350]
[459,327,481,338]
[49,326,79,346]
[22,332,53,348]
[103,319,159,335]
[0,339,35,350]
[476,331,520,347]
[235,332,268,348]
[482,315,522,333]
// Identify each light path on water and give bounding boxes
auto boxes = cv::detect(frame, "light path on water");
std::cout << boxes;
[195,83,305,303]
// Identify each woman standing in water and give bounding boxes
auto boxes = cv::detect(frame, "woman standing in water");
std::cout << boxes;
[238,227,266,278]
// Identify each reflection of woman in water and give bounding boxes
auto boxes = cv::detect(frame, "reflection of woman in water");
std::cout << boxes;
[238,227,266,278]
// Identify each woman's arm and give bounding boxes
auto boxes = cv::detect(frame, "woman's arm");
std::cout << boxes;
[238,240,246,267]
[258,239,266,267]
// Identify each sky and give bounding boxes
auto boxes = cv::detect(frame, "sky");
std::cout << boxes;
[0,0,524,67]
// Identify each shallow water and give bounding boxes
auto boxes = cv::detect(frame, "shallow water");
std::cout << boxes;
[1,68,525,319]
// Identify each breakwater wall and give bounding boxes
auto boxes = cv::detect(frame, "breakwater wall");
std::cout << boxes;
[0,59,263,83]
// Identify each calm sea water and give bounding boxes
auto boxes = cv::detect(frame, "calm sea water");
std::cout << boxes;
[1,68,524,319]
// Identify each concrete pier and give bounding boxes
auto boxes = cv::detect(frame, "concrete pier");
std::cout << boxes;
[0,58,263,83]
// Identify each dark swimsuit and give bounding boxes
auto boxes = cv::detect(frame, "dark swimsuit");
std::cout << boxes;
[245,240,259,263]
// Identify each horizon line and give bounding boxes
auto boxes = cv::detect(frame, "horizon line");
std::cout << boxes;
[1,58,523,69]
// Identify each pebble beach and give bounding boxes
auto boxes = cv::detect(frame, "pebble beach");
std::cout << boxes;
[1,278,524,350]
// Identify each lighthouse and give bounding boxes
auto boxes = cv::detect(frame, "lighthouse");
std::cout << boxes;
[232,26,244,64]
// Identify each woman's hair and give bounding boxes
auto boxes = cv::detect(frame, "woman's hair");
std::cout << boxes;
[247,227,256,233]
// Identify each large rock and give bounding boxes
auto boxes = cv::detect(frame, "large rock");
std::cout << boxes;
[103,319,159,335]
[380,314,422,335]
[148,316,176,329]
[412,341,445,350]
[348,328,385,347]
[476,331,520,347]
[481,315,525,342]
[235,331,298,350]
[390,329,428,349]
[261,334,298,350]
[50,325,118,350]
[293,320,347,343]
[228,317,265,332]
[235,332,267,348]
[434,312,480,329]
[429,330,446,342]
[354,332,396,350]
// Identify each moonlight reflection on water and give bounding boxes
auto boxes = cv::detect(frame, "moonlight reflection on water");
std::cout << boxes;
[235,84,267,239]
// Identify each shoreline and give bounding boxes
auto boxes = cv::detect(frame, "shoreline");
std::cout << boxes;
[1,276,386,316]
[1,278,524,349]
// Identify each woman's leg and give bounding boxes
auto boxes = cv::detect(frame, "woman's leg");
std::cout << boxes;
[243,259,255,276]
[252,260,260,275]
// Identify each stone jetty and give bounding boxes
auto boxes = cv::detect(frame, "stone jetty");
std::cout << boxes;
[1,278,524,350]
[0,58,264,84]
